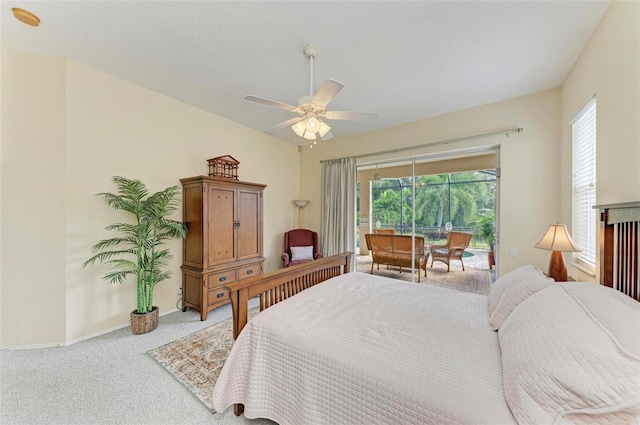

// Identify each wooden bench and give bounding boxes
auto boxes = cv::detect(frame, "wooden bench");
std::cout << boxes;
[364,234,427,282]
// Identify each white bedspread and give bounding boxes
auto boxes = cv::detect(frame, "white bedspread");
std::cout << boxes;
[213,272,516,425]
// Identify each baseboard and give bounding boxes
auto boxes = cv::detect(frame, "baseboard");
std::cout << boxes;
[1,307,181,351]
[0,341,63,351]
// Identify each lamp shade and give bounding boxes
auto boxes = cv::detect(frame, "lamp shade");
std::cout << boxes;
[535,224,581,252]
[318,120,331,137]
[291,113,330,143]
[293,199,309,209]
[305,113,319,131]
[291,121,306,137]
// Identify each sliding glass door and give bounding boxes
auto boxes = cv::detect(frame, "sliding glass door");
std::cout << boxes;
[356,149,498,282]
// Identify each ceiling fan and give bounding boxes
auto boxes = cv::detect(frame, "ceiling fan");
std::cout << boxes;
[372,164,382,181]
[244,44,377,147]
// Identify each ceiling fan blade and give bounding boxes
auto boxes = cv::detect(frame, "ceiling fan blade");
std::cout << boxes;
[312,79,344,108]
[321,131,334,141]
[324,111,378,122]
[244,95,297,112]
[264,117,303,134]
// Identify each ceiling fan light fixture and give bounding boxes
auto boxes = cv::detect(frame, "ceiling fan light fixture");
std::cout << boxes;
[292,120,306,137]
[246,43,375,146]
[372,164,382,181]
[318,120,331,138]
[305,113,319,131]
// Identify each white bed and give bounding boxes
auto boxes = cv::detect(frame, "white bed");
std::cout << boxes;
[213,254,640,425]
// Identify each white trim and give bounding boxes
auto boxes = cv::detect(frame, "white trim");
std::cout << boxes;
[0,342,63,351]
[571,260,596,277]
[570,94,597,125]
[0,307,181,350]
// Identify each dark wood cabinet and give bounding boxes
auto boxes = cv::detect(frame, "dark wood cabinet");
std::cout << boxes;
[180,176,266,320]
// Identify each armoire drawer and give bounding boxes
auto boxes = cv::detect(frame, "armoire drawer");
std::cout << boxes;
[207,286,229,305]
[207,269,238,289]
[238,263,262,280]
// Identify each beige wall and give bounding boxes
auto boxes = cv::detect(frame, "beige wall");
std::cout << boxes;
[1,49,68,347]
[300,89,562,277]
[560,0,640,282]
[1,49,300,347]
[2,1,637,348]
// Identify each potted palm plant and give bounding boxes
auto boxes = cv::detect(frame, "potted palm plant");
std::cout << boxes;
[467,208,496,269]
[83,176,187,334]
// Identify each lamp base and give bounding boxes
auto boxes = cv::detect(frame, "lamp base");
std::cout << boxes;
[548,250,567,282]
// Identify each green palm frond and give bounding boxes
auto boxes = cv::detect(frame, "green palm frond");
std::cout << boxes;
[154,220,188,240]
[103,258,138,269]
[104,222,144,235]
[103,270,137,284]
[111,176,149,203]
[149,270,172,284]
[83,249,138,267]
[98,193,138,215]
[90,238,139,252]
[149,249,173,267]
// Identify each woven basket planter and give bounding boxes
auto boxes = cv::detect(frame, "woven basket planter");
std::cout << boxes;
[130,306,159,335]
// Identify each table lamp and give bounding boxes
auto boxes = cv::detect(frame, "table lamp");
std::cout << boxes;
[534,223,581,281]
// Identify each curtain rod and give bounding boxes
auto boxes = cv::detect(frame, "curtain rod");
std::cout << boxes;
[320,127,523,163]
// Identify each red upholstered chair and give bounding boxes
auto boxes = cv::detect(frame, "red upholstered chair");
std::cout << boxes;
[281,229,323,267]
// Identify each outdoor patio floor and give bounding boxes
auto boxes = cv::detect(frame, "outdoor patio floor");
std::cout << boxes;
[355,247,496,284]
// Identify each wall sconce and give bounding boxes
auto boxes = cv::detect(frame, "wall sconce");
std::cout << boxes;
[293,200,310,228]
[534,223,581,281]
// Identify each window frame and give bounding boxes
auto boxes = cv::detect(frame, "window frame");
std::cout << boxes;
[571,98,597,273]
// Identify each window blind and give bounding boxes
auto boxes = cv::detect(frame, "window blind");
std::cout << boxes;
[571,99,597,271]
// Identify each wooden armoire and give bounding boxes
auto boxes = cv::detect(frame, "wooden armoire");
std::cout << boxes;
[180,176,266,320]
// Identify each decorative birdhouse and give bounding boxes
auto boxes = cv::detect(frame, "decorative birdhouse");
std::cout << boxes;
[207,155,240,180]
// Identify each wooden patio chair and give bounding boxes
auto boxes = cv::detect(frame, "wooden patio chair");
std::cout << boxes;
[374,228,395,235]
[430,231,473,271]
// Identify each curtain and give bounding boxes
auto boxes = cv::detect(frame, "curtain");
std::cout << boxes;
[321,158,356,270]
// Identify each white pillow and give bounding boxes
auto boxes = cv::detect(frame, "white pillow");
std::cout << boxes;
[489,273,552,331]
[499,284,640,424]
[290,246,314,261]
[488,265,552,320]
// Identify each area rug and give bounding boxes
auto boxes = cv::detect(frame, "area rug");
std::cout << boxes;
[148,308,259,412]
[356,255,490,295]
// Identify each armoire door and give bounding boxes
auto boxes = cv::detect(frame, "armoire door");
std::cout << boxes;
[207,185,236,266]
[237,188,262,261]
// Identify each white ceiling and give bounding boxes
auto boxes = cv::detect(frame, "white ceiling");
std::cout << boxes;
[1,1,611,146]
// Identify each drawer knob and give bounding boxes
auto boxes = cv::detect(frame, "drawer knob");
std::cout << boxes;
[246,269,253,275]
[216,292,225,298]
[219,276,227,282]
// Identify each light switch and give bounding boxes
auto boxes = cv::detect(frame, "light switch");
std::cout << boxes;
[509,248,517,257]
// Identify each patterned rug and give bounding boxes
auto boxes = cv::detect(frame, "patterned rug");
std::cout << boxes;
[148,308,259,412]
